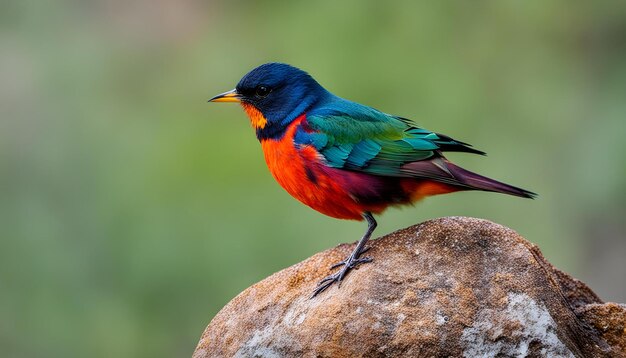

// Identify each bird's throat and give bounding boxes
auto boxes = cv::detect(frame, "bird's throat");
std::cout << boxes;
[241,103,267,130]
[242,102,290,140]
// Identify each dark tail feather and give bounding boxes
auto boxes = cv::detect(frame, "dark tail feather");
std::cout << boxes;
[446,162,537,199]
[434,133,487,156]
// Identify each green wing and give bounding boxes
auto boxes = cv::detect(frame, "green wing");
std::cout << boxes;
[296,100,484,178]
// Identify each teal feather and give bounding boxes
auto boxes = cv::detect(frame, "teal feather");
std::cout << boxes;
[295,97,483,176]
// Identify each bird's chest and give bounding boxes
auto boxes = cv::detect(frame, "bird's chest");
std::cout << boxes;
[259,134,363,220]
[261,136,325,201]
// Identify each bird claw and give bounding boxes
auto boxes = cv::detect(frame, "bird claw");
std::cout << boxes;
[311,273,339,298]
[311,253,373,298]
[329,246,372,269]
[329,256,373,270]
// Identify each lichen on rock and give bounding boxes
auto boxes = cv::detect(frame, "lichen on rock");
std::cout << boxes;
[460,292,575,357]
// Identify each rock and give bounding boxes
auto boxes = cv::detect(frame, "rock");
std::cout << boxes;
[193,217,626,357]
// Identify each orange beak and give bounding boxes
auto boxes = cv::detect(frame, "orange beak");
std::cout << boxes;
[208,89,241,103]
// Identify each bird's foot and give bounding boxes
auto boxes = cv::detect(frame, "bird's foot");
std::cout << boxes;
[329,247,371,269]
[311,252,373,298]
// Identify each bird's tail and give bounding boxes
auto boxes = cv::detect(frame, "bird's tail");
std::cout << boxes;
[446,162,536,199]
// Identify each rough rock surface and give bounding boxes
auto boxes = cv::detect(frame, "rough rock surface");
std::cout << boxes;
[194,217,626,357]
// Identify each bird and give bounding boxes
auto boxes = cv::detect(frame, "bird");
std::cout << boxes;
[209,63,535,297]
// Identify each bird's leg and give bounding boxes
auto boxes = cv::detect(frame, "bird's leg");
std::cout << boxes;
[311,212,377,298]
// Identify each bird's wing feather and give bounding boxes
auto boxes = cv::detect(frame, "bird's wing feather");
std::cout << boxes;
[295,99,484,183]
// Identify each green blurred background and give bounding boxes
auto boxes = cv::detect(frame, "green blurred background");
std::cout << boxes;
[1,1,625,357]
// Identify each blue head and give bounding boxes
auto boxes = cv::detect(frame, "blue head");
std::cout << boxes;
[210,63,331,139]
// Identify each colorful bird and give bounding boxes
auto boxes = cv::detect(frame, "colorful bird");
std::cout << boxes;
[209,63,535,297]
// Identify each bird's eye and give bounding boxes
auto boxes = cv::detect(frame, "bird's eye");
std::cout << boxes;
[255,85,271,98]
